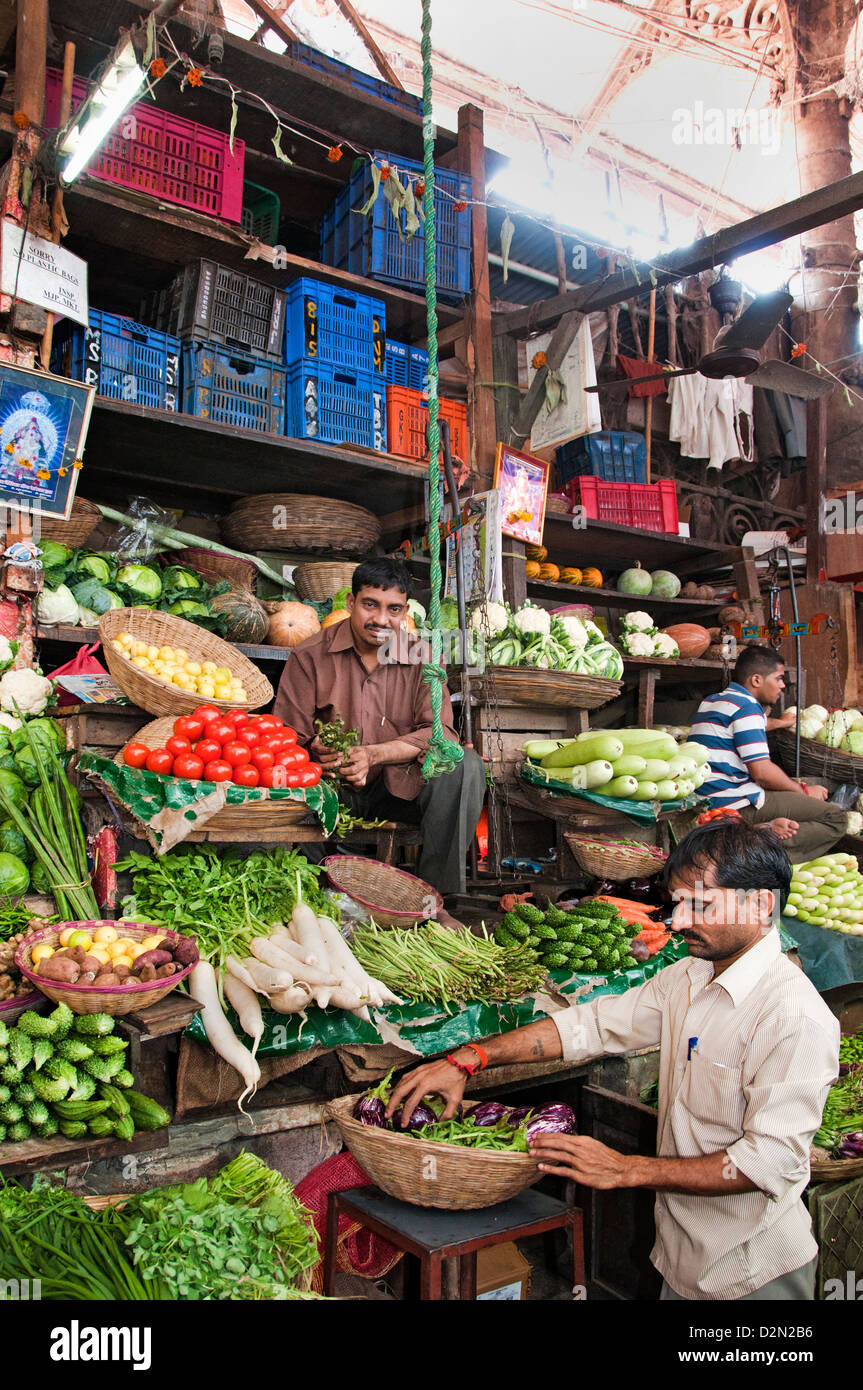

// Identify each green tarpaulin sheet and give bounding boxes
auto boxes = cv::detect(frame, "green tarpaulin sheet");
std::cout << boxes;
[781,915,863,992]
[519,762,701,821]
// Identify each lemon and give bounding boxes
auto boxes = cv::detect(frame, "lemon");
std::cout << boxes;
[117,632,134,647]
[147,645,160,660]
[201,661,218,675]
[68,930,92,950]
[111,954,135,971]
[31,943,55,965]
[132,656,151,670]
[90,946,112,966]
[213,684,232,700]
[172,673,190,687]
[174,648,188,661]
[214,666,231,682]
[158,646,175,660]
[126,942,148,960]
[93,924,118,944]
[185,661,202,676]
[132,640,149,656]
[197,681,216,698]
[58,926,77,946]
[140,933,165,951]
[111,639,124,652]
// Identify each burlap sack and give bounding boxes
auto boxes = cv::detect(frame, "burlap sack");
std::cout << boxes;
[175,1037,329,1117]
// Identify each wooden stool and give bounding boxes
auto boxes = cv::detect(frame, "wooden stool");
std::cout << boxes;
[323,1185,584,1300]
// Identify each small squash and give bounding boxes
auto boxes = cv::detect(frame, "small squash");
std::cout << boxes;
[267,601,321,648]
[525,560,542,579]
[209,588,270,644]
[580,567,603,589]
[525,543,548,562]
[538,563,560,582]
[661,623,712,658]
[322,609,350,629]
[559,567,583,585]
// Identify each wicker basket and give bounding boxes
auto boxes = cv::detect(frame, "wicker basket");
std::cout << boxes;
[566,834,668,880]
[810,1153,863,1181]
[16,922,198,1016]
[475,666,623,711]
[220,495,381,555]
[171,546,258,592]
[292,561,357,603]
[98,608,273,717]
[35,496,102,549]
[325,1094,540,1209]
[112,718,314,831]
[775,728,863,787]
[0,989,48,1024]
[323,856,442,927]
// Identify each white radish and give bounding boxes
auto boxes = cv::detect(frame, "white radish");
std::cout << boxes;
[275,955,341,987]
[190,961,260,1112]
[315,915,376,997]
[323,984,365,1010]
[350,1006,372,1024]
[269,983,313,1014]
[291,893,331,962]
[313,985,333,1009]
[367,977,404,1006]
[223,973,264,1060]
[269,929,318,966]
[250,937,299,976]
[243,958,295,994]
[225,954,263,994]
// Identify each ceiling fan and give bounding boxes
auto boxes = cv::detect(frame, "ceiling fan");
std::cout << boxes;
[586,287,833,400]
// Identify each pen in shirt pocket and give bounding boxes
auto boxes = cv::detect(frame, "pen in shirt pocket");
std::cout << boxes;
[687,1036,698,1060]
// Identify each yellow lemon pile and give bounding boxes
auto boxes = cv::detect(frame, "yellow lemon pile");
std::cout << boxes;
[110,633,248,701]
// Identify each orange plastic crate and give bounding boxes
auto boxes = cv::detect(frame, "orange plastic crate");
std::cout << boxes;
[572,476,678,533]
[386,386,468,464]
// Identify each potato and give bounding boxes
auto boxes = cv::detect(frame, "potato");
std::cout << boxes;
[79,954,103,975]
[77,971,97,985]
[155,962,179,978]
[113,964,132,981]
[37,956,80,982]
[67,945,88,965]
[138,964,157,983]
[96,973,122,988]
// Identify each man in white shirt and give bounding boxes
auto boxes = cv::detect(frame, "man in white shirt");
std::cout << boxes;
[387,817,840,1300]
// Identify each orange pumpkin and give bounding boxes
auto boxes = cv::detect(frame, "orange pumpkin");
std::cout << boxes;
[322,609,350,629]
[538,563,560,582]
[525,560,542,579]
[559,568,583,585]
[580,567,603,589]
[525,544,547,562]
[661,623,711,658]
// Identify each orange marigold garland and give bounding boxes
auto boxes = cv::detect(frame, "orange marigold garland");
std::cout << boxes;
[12,111,30,131]
[187,67,203,87]
[791,342,807,358]
[531,350,548,369]
[149,57,166,79]
[327,145,343,163]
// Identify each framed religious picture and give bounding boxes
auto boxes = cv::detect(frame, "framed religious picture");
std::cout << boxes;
[493,443,551,548]
[0,364,94,521]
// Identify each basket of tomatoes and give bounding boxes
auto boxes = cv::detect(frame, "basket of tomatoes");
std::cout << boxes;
[117,705,322,831]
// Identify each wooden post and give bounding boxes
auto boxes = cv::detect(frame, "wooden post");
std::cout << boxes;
[457,105,496,488]
[39,41,75,370]
[501,538,527,610]
[644,288,656,483]
[554,231,567,294]
[637,669,657,728]
[15,0,47,128]
[806,394,828,585]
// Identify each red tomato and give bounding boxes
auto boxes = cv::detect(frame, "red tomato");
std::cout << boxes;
[270,736,297,755]
[193,704,221,726]
[166,736,192,758]
[255,735,283,755]
[209,721,237,746]
[280,725,298,744]
[278,748,309,769]
[250,749,275,774]
[223,740,251,767]
[284,771,303,787]
[237,727,261,750]
[298,767,321,787]
[232,765,260,788]
[172,754,204,780]
[259,766,287,789]
[194,738,222,763]
[224,709,249,729]
[255,715,282,732]
[122,742,150,769]
[174,715,204,742]
[145,749,174,776]
[203,760,233,783]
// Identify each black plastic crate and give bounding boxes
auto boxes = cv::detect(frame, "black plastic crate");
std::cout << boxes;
[148,259,286,363]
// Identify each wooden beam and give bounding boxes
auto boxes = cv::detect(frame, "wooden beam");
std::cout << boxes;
[554,231,567,294]
[0,0,16,52]
[806,395,828,585]
[241,0,299,46]
[331,0,404,89]
[510,310,583,444]
[494,171,863,337]
[457,103,496,485]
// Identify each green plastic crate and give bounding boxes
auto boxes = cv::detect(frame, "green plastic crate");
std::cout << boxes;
[241,181,280,244]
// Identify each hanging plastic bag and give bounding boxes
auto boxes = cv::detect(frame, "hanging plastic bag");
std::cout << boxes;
[829,783,860,810]
[112,497,178,562]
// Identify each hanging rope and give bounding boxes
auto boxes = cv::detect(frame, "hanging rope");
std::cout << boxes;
[420,0,464,782]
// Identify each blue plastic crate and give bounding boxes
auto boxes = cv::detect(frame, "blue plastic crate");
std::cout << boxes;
[286,361,385,451]
[290,41,421,115]
[321,151,472,301]
[385,341,430,390]
[284,277,385,376]
[556,431,647,486]
[182,341,285,435]
[53,309,180,411]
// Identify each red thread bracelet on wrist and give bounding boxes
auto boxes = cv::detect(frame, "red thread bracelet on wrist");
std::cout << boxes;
[445,1053,476,1076]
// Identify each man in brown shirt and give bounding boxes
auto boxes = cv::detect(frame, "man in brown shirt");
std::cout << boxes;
[273,558,485,901]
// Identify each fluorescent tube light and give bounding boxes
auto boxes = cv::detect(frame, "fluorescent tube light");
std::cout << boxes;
[60,41,145,185]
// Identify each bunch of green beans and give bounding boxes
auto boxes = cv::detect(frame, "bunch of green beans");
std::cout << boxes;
[351,920,547,1012]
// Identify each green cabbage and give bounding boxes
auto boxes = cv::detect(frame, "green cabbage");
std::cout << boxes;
[161,565,202,591]
[116,564,163,603]
[0,850,28,896]
[168,600,210,618]
[38,584,80,626]
[330,586,351,612]
[76,553,113,584]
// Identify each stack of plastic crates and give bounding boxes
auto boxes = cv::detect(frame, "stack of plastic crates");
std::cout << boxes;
[284,277,387,450]
[566,477,679,533]
[52,310,180,412]
[386,387,468,467]
[320,151,471,301]
[556,431,647,486]
[384,339,429,390]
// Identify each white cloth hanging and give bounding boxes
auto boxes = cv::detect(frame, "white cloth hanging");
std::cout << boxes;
[668,375,754,471]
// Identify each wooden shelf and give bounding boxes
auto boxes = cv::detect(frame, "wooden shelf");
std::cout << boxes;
[622,655,727,683]
[38,626,297,665]
[526,578,728,614]
[542,513,740,575]
[0,1125,168,1179]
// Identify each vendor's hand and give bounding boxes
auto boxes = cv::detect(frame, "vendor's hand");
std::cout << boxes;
[386,1058,466,1126]
[530,1133,634,1189]
[805,783,829,801]
[339,746,374,787]
[775,709,798,729]
[310,736,346,776]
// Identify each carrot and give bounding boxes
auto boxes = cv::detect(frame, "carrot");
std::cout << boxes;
[593,895,661,913]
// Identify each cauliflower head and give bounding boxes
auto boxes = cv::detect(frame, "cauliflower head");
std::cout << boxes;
[621,611,655,633]
[652,633,680,659]
[0,667,53,716]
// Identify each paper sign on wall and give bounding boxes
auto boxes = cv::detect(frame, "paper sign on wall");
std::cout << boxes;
[1,222,89,327]
[527,317,602,451]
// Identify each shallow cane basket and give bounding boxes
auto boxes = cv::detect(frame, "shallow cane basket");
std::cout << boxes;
[323,856,442,927]
[325,1095,541,1209]
[16,922,199,1016]
[220,494,381,554]
[292,561,357,603]
[99,608,273,717]
[36,496,102,549]
[566,834,668,881]
[775,728,863,788]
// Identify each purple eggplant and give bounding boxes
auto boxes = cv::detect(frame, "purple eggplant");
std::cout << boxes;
[354,1095,388,1127]
[506,1105,532,1128]
[470,1102,508,1128]
[838,1130,863,1157]
[389,1101,437,1132]
[525,1103,577,1141]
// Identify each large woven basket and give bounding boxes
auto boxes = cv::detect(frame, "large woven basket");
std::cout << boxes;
[323,855,442,927]
[810,1152,863,1181]
[112,718,313,830]
[220,494,381,554]
[36,496,102,549]
[475,666,623,711]
[775,728,863,787]
[16,922,198,1016]
[326,1094,540,1209]
[171,546,258,592]
[566,834,668,880]
[292,561,357,603]
[98,608,273,717]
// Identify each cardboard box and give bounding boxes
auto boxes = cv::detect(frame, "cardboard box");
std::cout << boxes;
[476,1242,531,1301]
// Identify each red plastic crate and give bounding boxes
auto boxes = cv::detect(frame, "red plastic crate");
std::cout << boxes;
[386,386,468,464]
[571,476,679,533]
[45,68,244,223]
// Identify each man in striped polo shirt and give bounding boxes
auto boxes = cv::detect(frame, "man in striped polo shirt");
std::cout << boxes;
[689,645,859,861]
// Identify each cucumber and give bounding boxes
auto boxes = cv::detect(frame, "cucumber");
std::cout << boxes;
[125,1090,171,1132]
[541,735,624,769]
[640,759,671,780]
[604,775,638,798]
[632,780,659,800]
[584,759,615,789]
[611,755,647,777]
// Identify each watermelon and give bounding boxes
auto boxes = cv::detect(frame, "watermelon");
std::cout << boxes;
[650,570,681,598]
[617,565,652,596]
